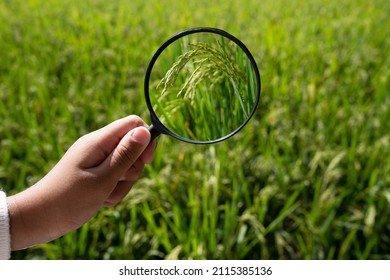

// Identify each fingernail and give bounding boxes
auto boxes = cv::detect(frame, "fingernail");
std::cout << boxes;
[130,127,150,145]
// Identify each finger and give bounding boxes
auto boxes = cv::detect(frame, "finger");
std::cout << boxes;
[119,158,145,182]
[70,115,148,169]
[102,126,150,178]
[93,115,147,159]
[103,180,136,207]
[140,139,157,164]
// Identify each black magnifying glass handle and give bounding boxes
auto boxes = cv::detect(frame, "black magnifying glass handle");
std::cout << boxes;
[148,124,161,143]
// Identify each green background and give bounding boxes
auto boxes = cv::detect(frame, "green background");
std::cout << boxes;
[0,0,389,259]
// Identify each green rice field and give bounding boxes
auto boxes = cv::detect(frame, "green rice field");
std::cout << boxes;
[0,0,389,259]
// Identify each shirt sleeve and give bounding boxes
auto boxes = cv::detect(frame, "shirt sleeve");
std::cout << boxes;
[0,191,11,260]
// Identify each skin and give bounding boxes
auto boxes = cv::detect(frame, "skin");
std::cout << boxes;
[6,115,156,250]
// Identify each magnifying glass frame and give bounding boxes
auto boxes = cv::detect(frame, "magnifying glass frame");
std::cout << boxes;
[144,27,261,144]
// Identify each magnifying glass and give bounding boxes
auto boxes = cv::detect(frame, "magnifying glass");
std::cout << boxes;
[144,27,261,144]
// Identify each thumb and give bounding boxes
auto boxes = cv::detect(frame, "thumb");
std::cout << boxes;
[103,126,150,177]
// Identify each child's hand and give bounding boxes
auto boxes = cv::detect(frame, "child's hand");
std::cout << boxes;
[7,115,156,250]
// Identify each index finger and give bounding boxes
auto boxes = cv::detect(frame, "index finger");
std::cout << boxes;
[93,115,148,158]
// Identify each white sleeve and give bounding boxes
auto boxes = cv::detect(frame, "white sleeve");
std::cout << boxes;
[0,191,11,259]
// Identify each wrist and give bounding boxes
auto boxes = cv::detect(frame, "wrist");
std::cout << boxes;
[6,188,57,250]
[6,194,28,250]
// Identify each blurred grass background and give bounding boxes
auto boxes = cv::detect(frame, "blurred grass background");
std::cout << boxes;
[0,0,389,259]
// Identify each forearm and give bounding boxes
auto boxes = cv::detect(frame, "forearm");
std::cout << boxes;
[6,185,61,251]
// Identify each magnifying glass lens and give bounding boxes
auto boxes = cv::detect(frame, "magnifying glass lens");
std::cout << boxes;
[145,28,260,144]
